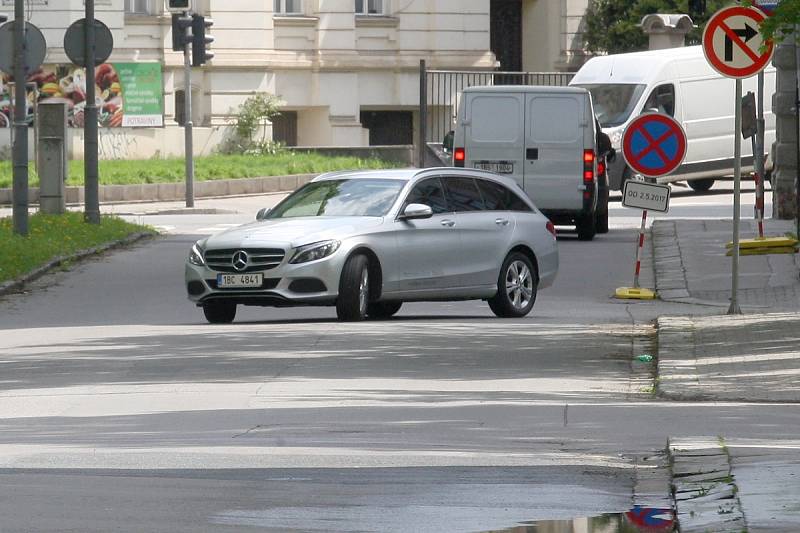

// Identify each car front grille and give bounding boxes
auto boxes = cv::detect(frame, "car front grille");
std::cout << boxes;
[204,248,286,273]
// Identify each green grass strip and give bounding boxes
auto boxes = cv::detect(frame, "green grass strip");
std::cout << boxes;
[0,212,155,284]
[0,153,404,188]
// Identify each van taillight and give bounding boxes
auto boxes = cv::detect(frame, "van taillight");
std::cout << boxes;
[454,147,465,167]
[583,149,594,182]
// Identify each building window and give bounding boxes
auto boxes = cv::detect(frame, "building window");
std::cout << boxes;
[125,0,151,14]
[355,0,383,15]
[274,0,302,14]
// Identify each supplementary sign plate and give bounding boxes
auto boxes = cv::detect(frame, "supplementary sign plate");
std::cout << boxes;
[622,113,687,178]
[622,181,670,212]
[703,5,773,79]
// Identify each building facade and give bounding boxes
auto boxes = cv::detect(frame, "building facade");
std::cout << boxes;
[2,0,589,158]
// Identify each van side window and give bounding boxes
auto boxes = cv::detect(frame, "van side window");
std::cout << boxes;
[404,178,449,214]
[644,84,675,117]
[443,177,485,212]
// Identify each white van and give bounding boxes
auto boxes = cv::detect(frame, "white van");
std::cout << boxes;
[451,85,602,240]
[570,45,776,192]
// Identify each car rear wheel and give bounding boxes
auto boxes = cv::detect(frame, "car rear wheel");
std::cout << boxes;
[203,301,236,324]
[336,254,370,321]
[367,301,402,320]
[488,252,538,318]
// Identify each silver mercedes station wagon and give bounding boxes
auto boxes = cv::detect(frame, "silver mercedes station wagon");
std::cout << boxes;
[185,168,559,323]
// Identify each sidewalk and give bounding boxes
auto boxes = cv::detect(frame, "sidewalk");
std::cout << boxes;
[652,218,800,531]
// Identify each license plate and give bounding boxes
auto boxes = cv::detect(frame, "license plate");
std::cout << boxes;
[217,273,263,288]
[474,161,514,174]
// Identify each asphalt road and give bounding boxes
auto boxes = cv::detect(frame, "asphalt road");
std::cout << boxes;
[0,179,796,532]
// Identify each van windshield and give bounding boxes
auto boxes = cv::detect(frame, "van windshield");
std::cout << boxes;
[573,84,646,128]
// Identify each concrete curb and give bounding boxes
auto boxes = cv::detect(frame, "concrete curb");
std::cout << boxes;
[651,220,692,303]
[0,174,316,206]
[0,231,155,298]
[667,437,747,533]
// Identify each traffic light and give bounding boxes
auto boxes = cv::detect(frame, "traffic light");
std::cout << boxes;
[171,13,193,52]
[688,0,706,17]
[166,0,192,13]
[191,15,214,67]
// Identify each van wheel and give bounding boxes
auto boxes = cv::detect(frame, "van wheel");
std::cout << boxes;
[488,252,538,318]
[596,182,609,234]
[596,206,609,234]
[689,178,714,192]
[336,254,370,321]
[576,213,597,241]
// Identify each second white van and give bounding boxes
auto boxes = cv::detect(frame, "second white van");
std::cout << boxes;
[570,45,775,192]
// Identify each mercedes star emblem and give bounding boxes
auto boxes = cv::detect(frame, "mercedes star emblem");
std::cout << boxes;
[232,250,249,272]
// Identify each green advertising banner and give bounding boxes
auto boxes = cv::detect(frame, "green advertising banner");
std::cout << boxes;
[0,62,164,128]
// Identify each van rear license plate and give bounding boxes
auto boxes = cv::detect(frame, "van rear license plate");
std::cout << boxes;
[474,161,514,174]
[217,273,263,288]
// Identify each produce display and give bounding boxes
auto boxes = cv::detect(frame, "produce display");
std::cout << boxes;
[0,63,124,127]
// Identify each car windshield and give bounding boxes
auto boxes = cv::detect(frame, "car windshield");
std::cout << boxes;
[267,178,406,218]
[573,83,646,128]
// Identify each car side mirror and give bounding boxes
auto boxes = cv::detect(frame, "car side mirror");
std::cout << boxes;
[256,207,271,220]
[399,203,433,220]
[607,147,616,162]
[442,130,454,153]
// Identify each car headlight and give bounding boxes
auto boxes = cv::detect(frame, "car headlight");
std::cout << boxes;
[290,240,341,264]
[188,243,205,266]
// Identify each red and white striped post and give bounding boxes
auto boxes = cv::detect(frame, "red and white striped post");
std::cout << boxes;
[753,171,765,239]
[633,209,648,288]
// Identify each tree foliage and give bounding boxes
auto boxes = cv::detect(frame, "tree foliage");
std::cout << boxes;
[584,0,730,54]
[742,0,800,44]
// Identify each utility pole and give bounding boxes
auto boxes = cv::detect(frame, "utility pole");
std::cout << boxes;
[84,0,100,224]
[12,0,27,235]
[184,19,194,208]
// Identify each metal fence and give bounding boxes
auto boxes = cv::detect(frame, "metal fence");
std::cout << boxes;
[417,60,575,166]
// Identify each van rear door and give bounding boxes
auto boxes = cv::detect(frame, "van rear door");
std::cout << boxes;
[523,92,586,211]
[462,92,525,186]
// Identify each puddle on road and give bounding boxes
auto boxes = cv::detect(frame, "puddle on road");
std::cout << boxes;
[486,506,675,532]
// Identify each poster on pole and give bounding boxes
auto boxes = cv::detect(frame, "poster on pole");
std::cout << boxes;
[0,62,164,128]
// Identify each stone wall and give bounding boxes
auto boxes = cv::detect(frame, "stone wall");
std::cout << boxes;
[772,39,798,219]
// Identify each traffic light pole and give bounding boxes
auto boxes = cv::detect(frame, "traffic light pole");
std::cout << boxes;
[12,0,27,235]
[183,15,194,208]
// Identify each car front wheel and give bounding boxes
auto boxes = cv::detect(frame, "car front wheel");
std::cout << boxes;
[336,254,370,321]
[488,252,538,318]
[203,301,236,324]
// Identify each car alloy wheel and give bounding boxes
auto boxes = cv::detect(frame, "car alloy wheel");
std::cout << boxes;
[505,259,534,310]
[488,251,538,318]
[358,266,369,317]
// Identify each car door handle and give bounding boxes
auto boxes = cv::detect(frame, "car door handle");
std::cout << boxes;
[440,219,455,227]
[495,218,510,226]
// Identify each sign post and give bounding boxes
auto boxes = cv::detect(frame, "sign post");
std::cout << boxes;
[615,112,685,300]
[703,5,775,314]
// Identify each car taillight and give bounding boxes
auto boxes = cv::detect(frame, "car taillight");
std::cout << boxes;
[454,147,465,167]
[546,221,557,238]
[597,159,606,176]
[583,149,594,183]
